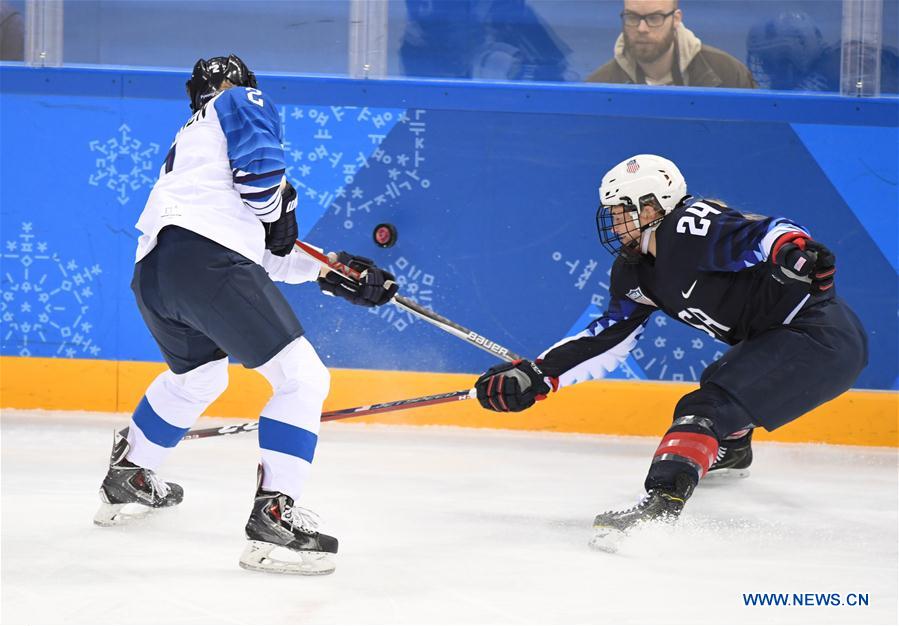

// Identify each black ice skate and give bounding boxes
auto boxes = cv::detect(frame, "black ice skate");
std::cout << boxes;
[707,429,753,479]
[93,428,183,526]
[239,489,338,575]
[589,489,686,553]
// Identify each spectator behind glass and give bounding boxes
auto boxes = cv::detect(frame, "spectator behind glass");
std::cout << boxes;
[586,0,756,88]
[746,11,826,90]
[399,0,575,81]
[0,0,24,61]
[747,10,899,94]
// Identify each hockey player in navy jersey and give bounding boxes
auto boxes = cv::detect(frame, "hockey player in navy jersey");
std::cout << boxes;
[473,154,867,551]
[93,55,398,574]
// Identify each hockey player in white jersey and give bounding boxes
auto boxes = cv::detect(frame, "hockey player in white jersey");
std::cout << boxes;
[93,55,398,575]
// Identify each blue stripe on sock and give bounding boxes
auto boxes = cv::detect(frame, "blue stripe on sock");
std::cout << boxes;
[258,416,318,463]
[132,396,189,448]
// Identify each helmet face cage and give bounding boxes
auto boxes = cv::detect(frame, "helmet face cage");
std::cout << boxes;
[185,54,257,113]
[596,193,666,259]
[596,199,640,258]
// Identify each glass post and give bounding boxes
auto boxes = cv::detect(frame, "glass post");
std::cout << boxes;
[349,0,388,78]
[841,0,883,96]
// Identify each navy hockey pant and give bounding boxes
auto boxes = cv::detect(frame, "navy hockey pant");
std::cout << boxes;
[646,297,868,492]
[132,226,304,374]
[693,296,868,434]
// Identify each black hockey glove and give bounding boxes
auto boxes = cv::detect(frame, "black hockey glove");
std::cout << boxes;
[264,182,298,257]
[318,252,398,307]
[771,232,836,295]
[475,359,557,413]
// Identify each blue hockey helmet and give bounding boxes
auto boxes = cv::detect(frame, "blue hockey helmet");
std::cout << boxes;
[186,54,257,113]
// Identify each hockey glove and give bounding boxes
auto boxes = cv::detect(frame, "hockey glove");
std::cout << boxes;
[318,252,398,307]
[264,182,299,257]
[475,359,558,413]
[770,232,836,294]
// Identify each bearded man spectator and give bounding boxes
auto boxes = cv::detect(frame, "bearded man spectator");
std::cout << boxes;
[586,0,756,88]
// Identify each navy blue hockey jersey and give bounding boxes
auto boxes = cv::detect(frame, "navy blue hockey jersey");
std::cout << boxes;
[538,199,823,387]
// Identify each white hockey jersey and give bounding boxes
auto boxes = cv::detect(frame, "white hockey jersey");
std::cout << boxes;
[134,86,319,284]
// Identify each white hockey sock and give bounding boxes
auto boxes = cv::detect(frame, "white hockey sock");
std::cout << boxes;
[254,337,330,502]
[127,357,229,470]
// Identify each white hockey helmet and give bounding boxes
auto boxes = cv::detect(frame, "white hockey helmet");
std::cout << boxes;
[596,154,688,256]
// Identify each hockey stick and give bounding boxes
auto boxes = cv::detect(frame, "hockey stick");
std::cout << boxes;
[181,388,476,441]
[295,240,521,362]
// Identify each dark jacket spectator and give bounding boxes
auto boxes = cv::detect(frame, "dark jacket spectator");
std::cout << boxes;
[747,10,898,94]
[0,1,24,61]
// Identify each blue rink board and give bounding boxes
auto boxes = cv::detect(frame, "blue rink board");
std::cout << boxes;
[1,65,896,390]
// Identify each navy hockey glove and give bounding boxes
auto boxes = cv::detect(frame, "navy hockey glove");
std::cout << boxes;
[318,252,398,307]
[771,232,836,294]
[475,359,557,413]
[264,182,299,257]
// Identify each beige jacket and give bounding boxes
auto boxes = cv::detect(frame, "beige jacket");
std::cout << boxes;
[586,24,757,88]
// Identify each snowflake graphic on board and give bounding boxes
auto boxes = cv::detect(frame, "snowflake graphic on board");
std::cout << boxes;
[1,223,102,358]
[88,123,160,206]
[279,106,432,231]
[368,256,436,333]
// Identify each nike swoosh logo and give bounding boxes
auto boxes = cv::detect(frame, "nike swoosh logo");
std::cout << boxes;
[682,280,697,299]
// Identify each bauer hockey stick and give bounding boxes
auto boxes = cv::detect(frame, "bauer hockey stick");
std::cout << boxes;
[295,240,521,362]
[181,388,476,441]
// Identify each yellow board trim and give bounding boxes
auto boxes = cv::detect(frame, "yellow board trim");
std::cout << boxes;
[1,356,896,447]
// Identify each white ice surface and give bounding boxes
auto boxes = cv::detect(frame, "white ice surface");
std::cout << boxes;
[1,410,897,625]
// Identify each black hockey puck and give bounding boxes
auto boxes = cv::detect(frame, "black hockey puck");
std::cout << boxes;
[373,223,398,248]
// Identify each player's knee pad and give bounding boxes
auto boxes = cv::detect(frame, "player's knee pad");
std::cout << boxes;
[150,356,229,407]
[255,336,330,403]
[673,384,754,440]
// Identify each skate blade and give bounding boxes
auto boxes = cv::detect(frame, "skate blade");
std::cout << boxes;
[239,540,336,576]
[704,468,751,480]
[589,526,627,553]
[93,502,156,527]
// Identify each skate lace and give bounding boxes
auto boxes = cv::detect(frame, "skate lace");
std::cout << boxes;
[144,470,171,500]
[609,492,652,515]
[714,445,728,463]
[282,504,320,534]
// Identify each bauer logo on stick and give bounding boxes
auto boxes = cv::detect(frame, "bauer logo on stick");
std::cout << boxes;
[468,332,510,357]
